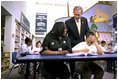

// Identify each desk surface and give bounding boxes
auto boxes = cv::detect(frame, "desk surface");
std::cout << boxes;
[16,53,117,63]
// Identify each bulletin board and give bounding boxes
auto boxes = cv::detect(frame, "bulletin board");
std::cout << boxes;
[98,32,112,43]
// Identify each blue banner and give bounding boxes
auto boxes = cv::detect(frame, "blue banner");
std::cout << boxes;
[35,13,47,35]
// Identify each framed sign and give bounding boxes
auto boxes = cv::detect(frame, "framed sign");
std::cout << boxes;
[35,13,47,35]
[20,12,30,32]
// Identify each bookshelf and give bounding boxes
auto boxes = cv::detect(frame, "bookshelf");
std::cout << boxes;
[14,21,30,51]
[15,23,20,50]
[1,20,30,72]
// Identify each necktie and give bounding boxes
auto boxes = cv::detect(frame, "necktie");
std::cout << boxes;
[76,20,81,34]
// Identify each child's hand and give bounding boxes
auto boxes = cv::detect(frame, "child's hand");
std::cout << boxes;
[91,36,97,43]
[81,49,89,52]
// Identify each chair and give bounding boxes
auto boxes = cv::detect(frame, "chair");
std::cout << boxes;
[73,69,83,79]
[7,52,18,77]
[36,62,45,79]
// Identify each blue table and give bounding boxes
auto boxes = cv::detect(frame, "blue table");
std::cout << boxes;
[16,53,117,79]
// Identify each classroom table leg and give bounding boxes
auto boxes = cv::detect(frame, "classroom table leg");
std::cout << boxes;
[33,62,37,78]
[113,60,116,79]
[25,62,30,79]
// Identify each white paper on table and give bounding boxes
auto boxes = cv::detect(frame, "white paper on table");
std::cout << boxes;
[66,52,98,56]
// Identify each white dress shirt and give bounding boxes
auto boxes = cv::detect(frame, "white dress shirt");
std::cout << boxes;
[75,19,81,34]
[17,44,32,57]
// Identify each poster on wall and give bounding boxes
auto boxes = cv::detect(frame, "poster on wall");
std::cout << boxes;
[98,32,112,43]
[35,13,47,35]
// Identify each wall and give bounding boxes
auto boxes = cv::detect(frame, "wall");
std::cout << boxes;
[35,0,98,36]
[1,1,36,68]
[36,2,67,35]
[1,1,36,35]
[83,3,116,46]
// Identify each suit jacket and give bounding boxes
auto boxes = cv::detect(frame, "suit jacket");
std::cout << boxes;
[65,17,89,47]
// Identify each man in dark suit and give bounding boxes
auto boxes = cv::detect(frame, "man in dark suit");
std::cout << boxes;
[65,6,89,47]
[65,6,89,78]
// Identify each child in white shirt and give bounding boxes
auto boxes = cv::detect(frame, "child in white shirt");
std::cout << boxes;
[72,31,104,79]
[17,37,32,58]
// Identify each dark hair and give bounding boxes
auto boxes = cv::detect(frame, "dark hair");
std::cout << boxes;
[51,22,65,37]
[86,31,95,38]
[25,37,32,44]
[108,43,112,46]
[101,40,106,44]
[36,40,41,47]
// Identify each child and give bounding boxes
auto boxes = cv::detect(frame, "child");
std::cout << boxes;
[17,37,32,75]
[17,37,32,58]
[32,40,42,54]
